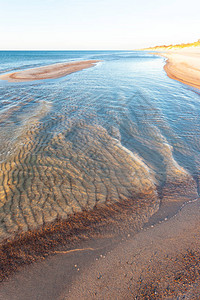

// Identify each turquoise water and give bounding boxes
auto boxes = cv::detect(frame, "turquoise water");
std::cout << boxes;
[0,51,200,241]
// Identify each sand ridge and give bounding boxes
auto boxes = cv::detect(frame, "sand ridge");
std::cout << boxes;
[0,60,100,82]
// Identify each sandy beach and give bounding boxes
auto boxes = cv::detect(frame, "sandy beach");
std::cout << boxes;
[0,48,200,299]
[1,0,200,296]
[160,47,200,90]
[0,198,199,300]
[0,60,100,82]
[66,199,200,300]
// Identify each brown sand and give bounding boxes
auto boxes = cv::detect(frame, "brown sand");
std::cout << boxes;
[0,199,199,300]
[160,47,200,90]
[64,199,200,300]
[0,60,100,82]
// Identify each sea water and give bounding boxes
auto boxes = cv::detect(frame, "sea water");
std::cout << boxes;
[0,50,199,241]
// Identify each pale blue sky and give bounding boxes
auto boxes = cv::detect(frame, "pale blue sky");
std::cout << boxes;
[0,0,199,50]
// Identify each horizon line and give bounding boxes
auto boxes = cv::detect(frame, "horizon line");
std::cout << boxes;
[0,49,140,51]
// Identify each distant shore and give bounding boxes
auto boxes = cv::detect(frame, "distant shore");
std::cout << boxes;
[153,47,200,90]
[0,60,100,82]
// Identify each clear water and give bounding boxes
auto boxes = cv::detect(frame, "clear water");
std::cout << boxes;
[0,51,200,241]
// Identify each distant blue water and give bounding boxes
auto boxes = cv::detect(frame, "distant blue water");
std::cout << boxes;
[0,50,200,240]
[0,50,200,172]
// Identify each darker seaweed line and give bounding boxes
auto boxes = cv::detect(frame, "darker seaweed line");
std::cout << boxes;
[0,193,157,282]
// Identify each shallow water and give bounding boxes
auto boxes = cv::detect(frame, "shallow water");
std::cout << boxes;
[0,50,200,242]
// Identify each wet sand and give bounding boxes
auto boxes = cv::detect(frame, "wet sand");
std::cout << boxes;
[160,47,200,90]
[0,60,100,82]
[1,52,200,299]
[1,94,198,288]
[65,199,200,300]
[0,198,199,300]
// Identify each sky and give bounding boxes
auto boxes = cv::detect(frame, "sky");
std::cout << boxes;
[0,0,199,50]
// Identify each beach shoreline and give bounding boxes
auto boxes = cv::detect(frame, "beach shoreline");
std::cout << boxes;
[1,198,199,300]
[65,198,200,300]
[156,47,200,90]
[1,49,200,299]
[0,60,100,82]
[0,192,158,282]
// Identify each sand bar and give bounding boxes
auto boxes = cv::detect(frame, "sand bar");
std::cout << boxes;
[0,60,100,82]
[160,47,200,90]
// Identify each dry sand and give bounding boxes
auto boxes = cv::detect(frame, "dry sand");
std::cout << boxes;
[0,60,100,82]
[160,47,200,90]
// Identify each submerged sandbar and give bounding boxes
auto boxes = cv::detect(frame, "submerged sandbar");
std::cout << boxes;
[0,60,100,82]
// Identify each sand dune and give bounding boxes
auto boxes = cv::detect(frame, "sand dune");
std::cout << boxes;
[0,60,100,82]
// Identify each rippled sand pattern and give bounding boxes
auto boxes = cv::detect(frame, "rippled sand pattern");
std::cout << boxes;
[0,99,198,243]
[0,52,199,244]
[0,110,160,241]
